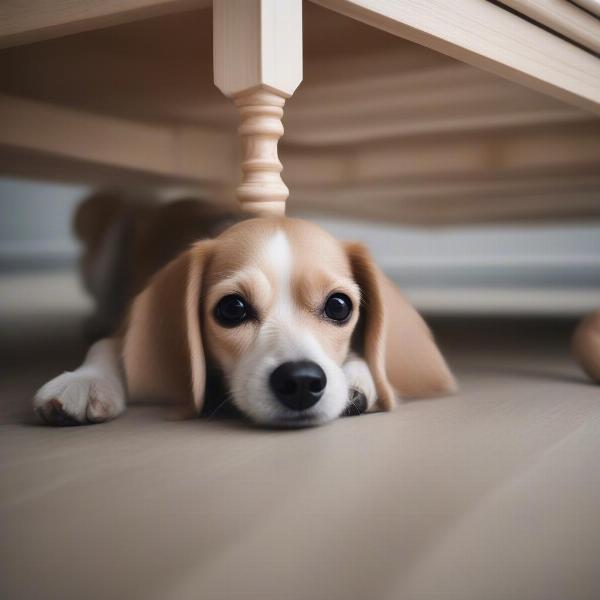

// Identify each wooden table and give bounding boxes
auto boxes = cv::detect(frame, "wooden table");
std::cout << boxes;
[1,0,600,222]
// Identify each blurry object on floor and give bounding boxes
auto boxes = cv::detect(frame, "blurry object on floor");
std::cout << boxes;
[572,307,600,384]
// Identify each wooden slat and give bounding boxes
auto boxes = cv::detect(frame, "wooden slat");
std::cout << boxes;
[499,0,600,55]
[0,94,235,185]
[0,0,210,49]
[290,175,600,224]
[310,0,600,115]
[571,0,600,18]
[282,63,590,145]
[284,114,600,224]
[283,122,600,186]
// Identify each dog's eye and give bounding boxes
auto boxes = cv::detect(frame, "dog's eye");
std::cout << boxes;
[215,294,250,326]
[324,293,352,323]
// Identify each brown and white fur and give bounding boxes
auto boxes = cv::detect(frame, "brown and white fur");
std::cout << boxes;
[34,194,456,428]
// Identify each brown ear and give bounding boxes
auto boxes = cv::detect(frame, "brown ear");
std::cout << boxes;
[122,241,213,413]
[572,308,600,384]
[346,242,456,410]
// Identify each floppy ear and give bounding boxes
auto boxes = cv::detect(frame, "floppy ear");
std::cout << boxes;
[572,307,600,384]
[122,241,213,413]
[345,242,456,410]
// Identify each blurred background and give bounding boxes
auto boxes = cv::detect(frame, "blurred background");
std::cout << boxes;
[2,176,599,321]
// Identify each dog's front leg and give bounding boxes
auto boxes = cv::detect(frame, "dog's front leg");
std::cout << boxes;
[34,338,126,425]
[342,354,378,416]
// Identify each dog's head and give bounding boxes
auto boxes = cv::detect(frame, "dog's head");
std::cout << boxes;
[123,217,455,426]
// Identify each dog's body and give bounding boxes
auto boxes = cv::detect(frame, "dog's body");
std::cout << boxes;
[34,195,456,428]
[73,192,243,341]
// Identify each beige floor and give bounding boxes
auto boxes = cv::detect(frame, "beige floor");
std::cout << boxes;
[1,302,599,600]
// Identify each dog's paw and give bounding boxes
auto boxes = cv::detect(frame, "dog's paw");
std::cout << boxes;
[33,369,125,426]
[342,356,377,416]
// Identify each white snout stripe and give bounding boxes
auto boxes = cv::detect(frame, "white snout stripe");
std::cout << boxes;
[264,229,293,319]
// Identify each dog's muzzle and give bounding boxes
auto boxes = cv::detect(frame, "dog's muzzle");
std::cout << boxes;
[269,360,327,411]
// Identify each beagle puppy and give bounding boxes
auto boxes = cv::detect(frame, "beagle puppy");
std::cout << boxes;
[34,196,456,428]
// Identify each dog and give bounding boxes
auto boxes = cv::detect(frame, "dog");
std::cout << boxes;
[33,193,456,428]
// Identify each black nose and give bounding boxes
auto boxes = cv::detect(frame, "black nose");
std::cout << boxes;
[269,361,327,411]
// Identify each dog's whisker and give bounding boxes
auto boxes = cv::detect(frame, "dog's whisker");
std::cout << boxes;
[207,399,229,419]
[207,388,236,419]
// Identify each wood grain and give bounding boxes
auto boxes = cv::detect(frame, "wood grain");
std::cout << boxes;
[0,94,235,186]
[213,0,303,215]
[311,0,600,114]
[0,0,210,49]
[500,0,600,55]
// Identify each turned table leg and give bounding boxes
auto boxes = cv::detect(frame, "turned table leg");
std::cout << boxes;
[213,0,303,217]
